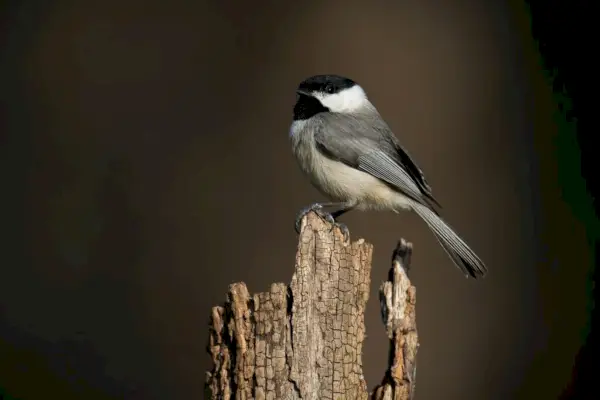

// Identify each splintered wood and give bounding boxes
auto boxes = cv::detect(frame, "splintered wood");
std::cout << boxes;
[372,240,418,400]
[206,212,418,400]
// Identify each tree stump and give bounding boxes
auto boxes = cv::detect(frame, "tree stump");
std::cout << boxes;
[206,212,418,400]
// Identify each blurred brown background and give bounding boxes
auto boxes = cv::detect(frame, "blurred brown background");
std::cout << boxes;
[0,0,592,399]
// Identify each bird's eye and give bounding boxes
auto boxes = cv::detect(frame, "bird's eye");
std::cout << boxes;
[325,84,334,94]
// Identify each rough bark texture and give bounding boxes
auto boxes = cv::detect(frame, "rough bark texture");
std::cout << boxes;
[371,240,418,400]
[206,212,418,400]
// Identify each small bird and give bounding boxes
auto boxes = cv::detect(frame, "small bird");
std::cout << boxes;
[289,74,487,278]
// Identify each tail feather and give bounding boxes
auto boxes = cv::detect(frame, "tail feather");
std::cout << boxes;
[410,202,487,278]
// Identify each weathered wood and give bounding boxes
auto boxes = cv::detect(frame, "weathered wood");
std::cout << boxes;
[206,212,418,400]
[372,240,418,400]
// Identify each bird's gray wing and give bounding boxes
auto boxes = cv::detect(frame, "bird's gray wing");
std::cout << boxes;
[314,112,486,278]
[313,112,439,210]
[375,134,442,209]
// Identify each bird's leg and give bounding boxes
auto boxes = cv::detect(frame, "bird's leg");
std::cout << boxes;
[330,207,353,219]
[329,206,355,242]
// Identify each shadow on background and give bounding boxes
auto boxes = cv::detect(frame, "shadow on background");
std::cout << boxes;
[0,0,593,399]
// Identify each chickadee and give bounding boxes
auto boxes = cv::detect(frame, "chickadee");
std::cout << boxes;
[290,74,487,278]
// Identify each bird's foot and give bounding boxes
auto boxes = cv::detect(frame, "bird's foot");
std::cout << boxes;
[295,203,335,233]
[295,204,350,242]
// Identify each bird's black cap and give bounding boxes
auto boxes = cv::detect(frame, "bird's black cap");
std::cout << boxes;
[297,75,357,96]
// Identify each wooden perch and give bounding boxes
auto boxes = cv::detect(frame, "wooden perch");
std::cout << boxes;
[205,212,418,400]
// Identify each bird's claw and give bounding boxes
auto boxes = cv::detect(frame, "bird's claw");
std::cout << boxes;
[295,204,350,242]
[295,203,335,233]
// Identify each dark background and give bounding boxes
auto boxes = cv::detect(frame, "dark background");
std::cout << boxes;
[1,0,595,399]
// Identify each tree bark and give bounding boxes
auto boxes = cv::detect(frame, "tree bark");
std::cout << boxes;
[205,212,418,400]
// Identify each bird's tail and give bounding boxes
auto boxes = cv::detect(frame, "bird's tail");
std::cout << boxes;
[410,201,487,278]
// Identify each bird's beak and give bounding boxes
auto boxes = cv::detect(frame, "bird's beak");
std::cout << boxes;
[296,89,312,97]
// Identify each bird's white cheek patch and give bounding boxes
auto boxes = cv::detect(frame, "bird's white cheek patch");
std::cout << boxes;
[316,85,368,113]
[319,93,345,112]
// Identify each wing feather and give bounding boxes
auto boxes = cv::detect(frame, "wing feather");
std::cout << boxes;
[357,150,427,206]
